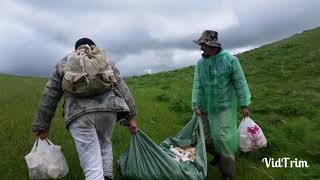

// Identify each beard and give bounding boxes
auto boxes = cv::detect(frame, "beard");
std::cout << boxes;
[202,53,210,58]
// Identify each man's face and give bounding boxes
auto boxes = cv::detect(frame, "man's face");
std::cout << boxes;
[200,43,216,56]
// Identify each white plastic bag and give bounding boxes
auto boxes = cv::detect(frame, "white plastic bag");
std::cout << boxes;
[25,138,68,179]
[238,117,267,152]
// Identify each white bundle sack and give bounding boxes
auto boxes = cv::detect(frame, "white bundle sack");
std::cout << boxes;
[25,138,68,179]
[238,117,267,152]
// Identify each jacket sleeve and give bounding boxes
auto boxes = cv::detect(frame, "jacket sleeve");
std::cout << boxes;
[112,66,137,119]
[192,63,204,110]
[231,56,251,107]
[32,62,64,132]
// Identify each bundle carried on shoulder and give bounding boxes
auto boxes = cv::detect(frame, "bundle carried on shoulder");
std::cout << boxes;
[62,44,117,97]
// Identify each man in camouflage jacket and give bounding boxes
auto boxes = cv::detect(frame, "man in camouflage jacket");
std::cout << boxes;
[32,38,137,180]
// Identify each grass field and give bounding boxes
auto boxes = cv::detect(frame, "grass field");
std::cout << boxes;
[1,27,320,180]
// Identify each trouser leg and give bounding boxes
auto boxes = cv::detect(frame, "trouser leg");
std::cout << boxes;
[95,112,117,179]
[69,113,104,180]
[202,115,235,179]
[219,155,235,180]
[202,116,220,160]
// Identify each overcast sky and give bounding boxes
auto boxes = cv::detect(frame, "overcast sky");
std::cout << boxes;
[0,0,319,77]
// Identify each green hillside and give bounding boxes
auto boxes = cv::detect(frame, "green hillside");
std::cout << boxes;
[1,27,320,180]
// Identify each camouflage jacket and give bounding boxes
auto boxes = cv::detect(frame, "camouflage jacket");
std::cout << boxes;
[32,56,136,132]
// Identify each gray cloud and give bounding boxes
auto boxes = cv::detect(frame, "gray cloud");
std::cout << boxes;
[0,0,319,76]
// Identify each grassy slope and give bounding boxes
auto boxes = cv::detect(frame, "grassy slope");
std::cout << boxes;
[1,27,319,180]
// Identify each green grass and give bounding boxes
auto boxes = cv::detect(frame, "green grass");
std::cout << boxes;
[1,27,320,179]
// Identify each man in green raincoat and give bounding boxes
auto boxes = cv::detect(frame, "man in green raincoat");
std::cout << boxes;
[192,30,251,180]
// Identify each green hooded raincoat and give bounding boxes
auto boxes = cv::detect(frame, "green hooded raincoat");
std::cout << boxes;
[192,49,251,156]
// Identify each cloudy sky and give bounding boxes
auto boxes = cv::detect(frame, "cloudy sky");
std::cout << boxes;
[0,0,319,77]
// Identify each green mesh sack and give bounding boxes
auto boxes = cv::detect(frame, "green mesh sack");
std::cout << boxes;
[118,116,207,180]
